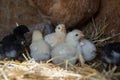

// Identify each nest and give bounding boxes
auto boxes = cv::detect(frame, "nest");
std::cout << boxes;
[0,59,106,80]
[0,18,120,80]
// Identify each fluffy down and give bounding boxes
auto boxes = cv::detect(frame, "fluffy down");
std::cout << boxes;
[101,42,120,69]
[30,30,50,61]
[51,29,84,66]
[79,39,96,61]
[44,24,66,48]
[0,25,29,60]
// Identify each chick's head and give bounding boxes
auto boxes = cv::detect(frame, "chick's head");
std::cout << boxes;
[32,30,43,42]
[13,25,29,35]
[66,30,84,41]
[55,24,66,33]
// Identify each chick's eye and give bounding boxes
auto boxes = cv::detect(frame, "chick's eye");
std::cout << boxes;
[75,34,79,36]
[58,27,60,29]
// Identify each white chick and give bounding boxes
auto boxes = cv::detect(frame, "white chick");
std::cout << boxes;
[44,24,66,48]
[30,30,50,61]
[51,29,84,66]
[79,39,96,61]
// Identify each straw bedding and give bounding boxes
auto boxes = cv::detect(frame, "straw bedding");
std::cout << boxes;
[0,59,106,80]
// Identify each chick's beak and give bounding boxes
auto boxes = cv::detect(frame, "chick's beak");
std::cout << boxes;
[79,32,84,40]
[80,33,84,38]
[24,32,30,37]
[62,27,65,32]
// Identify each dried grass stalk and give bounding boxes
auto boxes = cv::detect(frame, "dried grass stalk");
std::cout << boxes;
[0,59,107,80]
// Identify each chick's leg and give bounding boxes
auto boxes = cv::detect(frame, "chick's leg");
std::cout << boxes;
[79,54,85,67]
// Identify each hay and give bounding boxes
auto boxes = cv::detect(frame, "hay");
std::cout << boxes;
[83,18,120,46]
[0,59,106,80]
[83,18,120,79]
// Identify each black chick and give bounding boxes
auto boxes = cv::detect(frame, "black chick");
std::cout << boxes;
[101,42,120,70]
[0,25,29,61]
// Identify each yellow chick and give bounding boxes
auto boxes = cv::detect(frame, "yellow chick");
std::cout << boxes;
[44,24,66,48]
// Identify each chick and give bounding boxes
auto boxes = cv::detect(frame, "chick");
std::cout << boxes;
[51,30,84,66]
[101,42,120,69]
[0,25,29,60]
[44,24,66,48]
[79,39,96,61]
[30,30,50,61]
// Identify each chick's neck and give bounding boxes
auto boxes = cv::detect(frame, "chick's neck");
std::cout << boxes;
[65,38,79,47]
